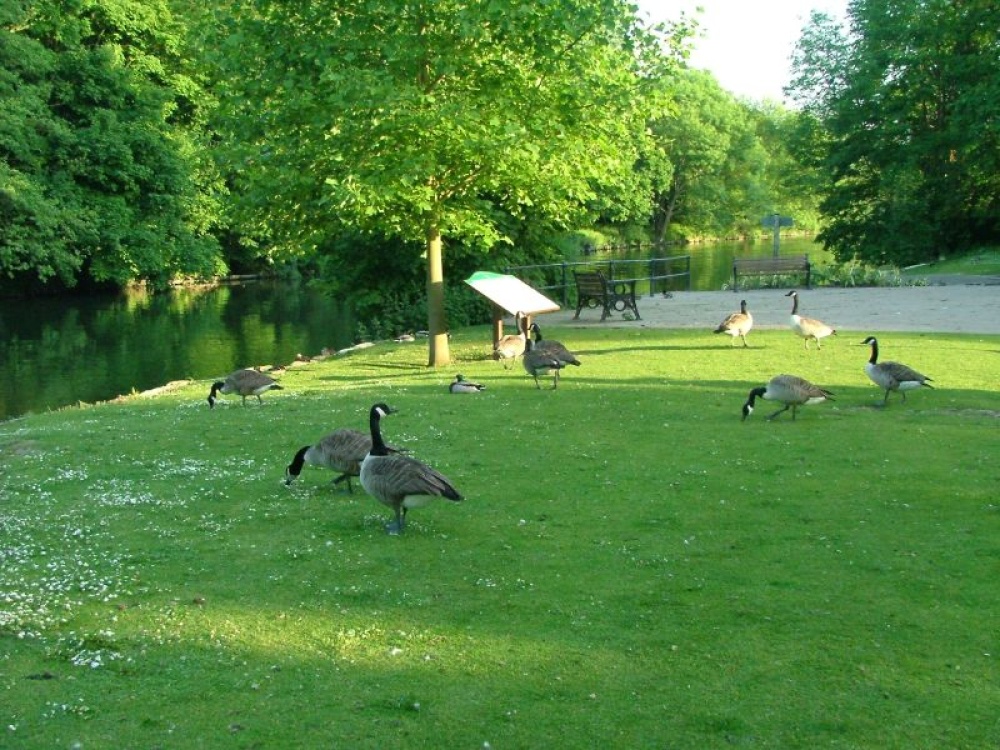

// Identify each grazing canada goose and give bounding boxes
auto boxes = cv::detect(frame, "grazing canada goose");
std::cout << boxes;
[449,374,486,393]
[360,403,463,535]
[786,291,836,349]
[741,374,834,421]
[494,311,526,368]
[284,428,374,492]
[528,323,581,366]
[207,369,283,408]
[714,299,754,347]
[861,336,934,404]
[522,338,567,389]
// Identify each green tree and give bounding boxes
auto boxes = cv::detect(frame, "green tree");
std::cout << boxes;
[214,0,684,365]
[788,1,1000,265]
[750,103,824,233]
[646,69,770,241]
[0,0,223,290]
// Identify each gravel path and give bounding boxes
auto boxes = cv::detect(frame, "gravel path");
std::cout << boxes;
[542,279,1000,335]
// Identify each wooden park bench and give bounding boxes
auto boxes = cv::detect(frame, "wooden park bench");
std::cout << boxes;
[732,255,811,291]
[573,270,641,321]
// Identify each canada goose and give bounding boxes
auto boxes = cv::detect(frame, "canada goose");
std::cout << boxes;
[741,374,834,421]
[522,338,567,389]
[284,428,374,492]
[494,311,526,368]
[714,299,754,347]
[861,336,934,404]
[207,369,283,408]
[528,323,582,367]
[449,374,486,393]
[360,403,463,534]
[786,291,836,349]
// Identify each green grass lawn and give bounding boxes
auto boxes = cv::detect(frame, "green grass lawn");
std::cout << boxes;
[2,325,999,748]
[903,248,1000,277]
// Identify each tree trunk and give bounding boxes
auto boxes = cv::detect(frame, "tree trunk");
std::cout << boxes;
[425,226,451,366]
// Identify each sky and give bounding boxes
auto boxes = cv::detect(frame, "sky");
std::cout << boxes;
[635,0,849,103]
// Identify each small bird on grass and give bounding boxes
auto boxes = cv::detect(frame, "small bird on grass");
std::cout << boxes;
[494,311,526,369]
[449,374,486,393]
[741,374,834,421]
[360,403,463,535]
[207,369,283,408]
[786,291,836,349]
[714,299,754,347]
[285,428,379,492]
[860,336,933,405]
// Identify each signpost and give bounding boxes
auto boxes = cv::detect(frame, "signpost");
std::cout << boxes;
[761,213,794,256]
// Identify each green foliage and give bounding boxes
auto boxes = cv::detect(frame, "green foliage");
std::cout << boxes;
[811,259,910,288]
[2,327,998,747]
[0,0,224,290]
[725,258,915,291]
[211,0,690,362]
[788,1,1000,266]
[644,70,820,243]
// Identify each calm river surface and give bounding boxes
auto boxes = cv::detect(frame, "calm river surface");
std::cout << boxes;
[0,237,823,421]
[0,282,355,422]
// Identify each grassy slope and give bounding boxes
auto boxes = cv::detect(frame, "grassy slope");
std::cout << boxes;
[2,325,999,749]
[903,249,1000,276]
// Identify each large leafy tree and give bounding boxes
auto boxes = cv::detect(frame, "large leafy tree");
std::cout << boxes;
[0,0,222,290]
[788,0,1000,265]
[646,69,770,241]
[215,0,684,365]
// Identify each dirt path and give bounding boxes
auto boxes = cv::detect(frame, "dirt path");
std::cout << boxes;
[542,280,1000,335]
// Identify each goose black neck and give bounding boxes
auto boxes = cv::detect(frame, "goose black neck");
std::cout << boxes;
[748,386,766,406]
[868,339,879,364]
[789,294,799,314]
[369,407,390,456]
[288,446,309,475]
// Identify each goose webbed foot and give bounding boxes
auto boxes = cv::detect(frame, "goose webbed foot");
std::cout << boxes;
[767,405,791,420]
[385,509,405,535]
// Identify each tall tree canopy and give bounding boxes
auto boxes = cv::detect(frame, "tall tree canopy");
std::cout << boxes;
[646,70,772,242]
[788,0,1000,265]
[0,0,223,290]
[215,0,687,365]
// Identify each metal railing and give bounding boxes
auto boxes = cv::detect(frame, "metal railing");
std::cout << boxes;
[503,255,691,307]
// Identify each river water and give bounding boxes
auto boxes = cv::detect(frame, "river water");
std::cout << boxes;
[0,237,823,421]
[0,281,355,421]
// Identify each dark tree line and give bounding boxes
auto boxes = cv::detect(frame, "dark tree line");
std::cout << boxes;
[12,0,993,312]
[0,0,222,294]
[788,0,1000,266]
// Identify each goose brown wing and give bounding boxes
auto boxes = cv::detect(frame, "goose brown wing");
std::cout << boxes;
[771,374,832,400]
[882,360,930,384]
[229,369,274,389]
[316,429,371,472]
[365,454,462,501]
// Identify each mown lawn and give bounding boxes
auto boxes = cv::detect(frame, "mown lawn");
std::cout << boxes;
[2,325,998,749]
[903,248,1000,277]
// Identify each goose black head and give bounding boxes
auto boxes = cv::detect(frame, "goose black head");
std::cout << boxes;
[207,381,225,409]
[741,386,766,421]
[371,402,397,419]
